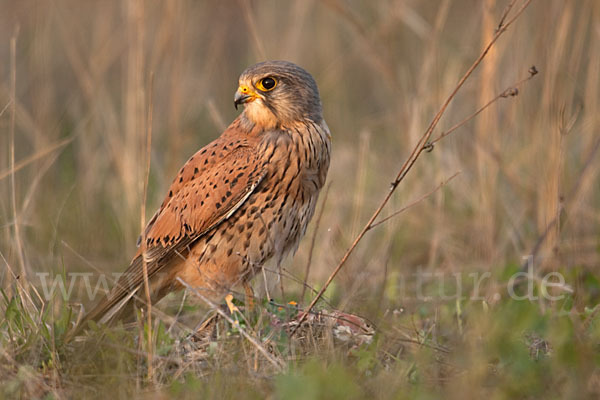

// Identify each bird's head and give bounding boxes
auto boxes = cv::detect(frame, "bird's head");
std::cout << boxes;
[234,61,322,129]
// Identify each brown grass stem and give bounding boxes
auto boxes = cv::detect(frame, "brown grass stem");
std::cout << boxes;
[520,135,600,272]
[301,184,331,302]
[368,171,461,231]
[9,27,28,292]
[430,66,539,146]
[140,72,154,380]
[239,0,267,60]
[0,136,75,181]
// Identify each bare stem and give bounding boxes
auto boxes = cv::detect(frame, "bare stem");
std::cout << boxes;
[141,72,154,380]
[430,66,538,145]
[368,171,461,230]
[301,184,331,302]
[0,136,75,181]
[9,26,28,290]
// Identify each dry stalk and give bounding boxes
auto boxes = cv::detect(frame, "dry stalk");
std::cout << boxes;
[368,171,461,230]
[292,0,536,335]
[140,72,154,380]
[520,135,600,271]
[239,0,267,60]
[9,27,28,290]
[430,66,539,146]
[301,183,331,301]
[0,136,76,181]
[176,277,286,372]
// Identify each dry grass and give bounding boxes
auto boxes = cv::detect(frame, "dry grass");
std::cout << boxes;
[1,0,600,398]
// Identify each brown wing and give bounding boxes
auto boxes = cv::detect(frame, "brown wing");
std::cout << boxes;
[73,123,265,332]
[143,144,264,255]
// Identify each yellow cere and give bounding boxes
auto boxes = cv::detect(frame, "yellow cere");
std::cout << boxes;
[238,85,254,95]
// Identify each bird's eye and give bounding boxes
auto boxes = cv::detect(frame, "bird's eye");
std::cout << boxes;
[256,77,277,92]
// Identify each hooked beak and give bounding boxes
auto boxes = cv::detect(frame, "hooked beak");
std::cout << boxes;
[234,85,257,110]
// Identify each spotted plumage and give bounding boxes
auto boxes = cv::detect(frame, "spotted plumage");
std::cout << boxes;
[72,61,331,334]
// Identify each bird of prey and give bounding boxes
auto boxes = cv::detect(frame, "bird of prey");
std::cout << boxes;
[71,61,331,336]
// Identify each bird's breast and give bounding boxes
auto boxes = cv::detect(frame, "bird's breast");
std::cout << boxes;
[181,119,331,295]
[256,119,331,257]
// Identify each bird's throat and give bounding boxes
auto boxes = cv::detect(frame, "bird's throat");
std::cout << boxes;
[243,102,279,131]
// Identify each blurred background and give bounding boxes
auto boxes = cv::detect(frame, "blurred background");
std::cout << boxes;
[0,0,599,315]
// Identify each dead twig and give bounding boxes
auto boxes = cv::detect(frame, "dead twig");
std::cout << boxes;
[9,25,31,298]
[176,277,286,371]
[368,171,461,230]
[292,0,536,336]
[140,72,155,380]
[0,136,75,181]
[429,66,538,146]
[301,183,331,302]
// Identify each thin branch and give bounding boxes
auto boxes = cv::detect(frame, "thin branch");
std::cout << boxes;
[368,171,461,230]
[0,99,11,118]
[0,136,75,181]
[430,66,538,146]
[391,328,451,353]
[497,0,519,30]
[292,0,536,335]
[301,183,331,302]
[177,277,285,371]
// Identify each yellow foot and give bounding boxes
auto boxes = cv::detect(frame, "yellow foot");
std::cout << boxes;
[225,293,239,314]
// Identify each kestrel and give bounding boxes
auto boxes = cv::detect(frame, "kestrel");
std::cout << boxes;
[73,61,331,334]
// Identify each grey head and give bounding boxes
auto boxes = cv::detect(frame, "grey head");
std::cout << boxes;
[234,61,323,127]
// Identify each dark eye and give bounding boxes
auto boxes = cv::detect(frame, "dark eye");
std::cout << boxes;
[257,77,277,91]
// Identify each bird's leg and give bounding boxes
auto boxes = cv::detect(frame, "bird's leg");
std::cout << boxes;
[243,282,255,311]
